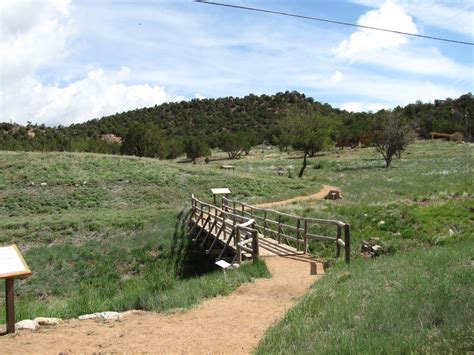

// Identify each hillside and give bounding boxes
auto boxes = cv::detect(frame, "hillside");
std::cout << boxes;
[1,91,472,153]
[0,140,472,351]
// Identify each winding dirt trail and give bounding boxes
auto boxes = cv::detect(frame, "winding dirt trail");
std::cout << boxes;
[1,255,323,354]
[255,184,337,208]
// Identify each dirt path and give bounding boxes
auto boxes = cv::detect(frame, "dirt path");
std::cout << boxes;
[1,255,323,354]
[255,184,337,208]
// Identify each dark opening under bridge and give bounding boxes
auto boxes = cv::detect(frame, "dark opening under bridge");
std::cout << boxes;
[189,194,351,265]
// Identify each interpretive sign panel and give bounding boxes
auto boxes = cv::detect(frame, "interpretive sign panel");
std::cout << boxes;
[0,245,32,279]
[211,188,231,195]
[215,260,231,269]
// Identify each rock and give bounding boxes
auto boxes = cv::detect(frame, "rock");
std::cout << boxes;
[34,317,61,326]
[99,311,122,321]
[324,190,342,200]
[361,241,372,253]
[377,220,385,226]
[16,319,39,330]
[372,245,384,256]
[360,240,385,258]
[448,228,455,236]
[29,181,35,186]
[79,313,100,320]
[40,182,47,187]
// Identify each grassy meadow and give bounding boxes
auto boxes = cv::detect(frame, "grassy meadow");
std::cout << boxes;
[0,140,473,351]
[256,240,474,354]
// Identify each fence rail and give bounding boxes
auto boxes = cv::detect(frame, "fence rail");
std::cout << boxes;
[221,196,351,263]
[189,194,350,264]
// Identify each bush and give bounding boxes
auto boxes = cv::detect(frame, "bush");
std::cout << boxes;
[450,132,464,142]
[218,132,252,159]
[185,137,211,161]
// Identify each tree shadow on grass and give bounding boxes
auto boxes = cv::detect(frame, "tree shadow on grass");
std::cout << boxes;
[334,164,386,172]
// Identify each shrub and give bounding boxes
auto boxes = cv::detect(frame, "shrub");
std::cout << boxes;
[450,132,464,142]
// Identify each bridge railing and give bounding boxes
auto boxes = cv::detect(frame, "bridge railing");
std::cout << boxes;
[221,196,351,263]
[190,195,260,264]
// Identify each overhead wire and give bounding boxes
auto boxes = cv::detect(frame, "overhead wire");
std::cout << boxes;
[195,0,474,46]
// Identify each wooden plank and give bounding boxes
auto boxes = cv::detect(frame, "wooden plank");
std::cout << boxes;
[306,233,336,242]
[218,230,235,260]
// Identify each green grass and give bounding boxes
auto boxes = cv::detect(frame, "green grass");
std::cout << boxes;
[256,240,474,354]
[0,210,270,320]
[0,140,472,349]
[0,150,317,245]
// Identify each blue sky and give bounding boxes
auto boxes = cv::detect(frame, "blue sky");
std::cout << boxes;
[1,0,473,126]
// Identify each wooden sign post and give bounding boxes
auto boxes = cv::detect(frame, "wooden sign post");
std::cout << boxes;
[0,245,32,334]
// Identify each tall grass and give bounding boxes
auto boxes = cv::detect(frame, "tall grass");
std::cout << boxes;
[256,240,474,354]
[0,210,269,320]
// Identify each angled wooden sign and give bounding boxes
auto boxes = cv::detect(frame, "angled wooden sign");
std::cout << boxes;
[0,244,32,334]
[0,245,32,279]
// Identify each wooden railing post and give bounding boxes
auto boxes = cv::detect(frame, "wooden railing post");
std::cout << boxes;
[303,220,308,254]
[252,229,259,261]
[278,215,282,244]
[336,225,341,258]
[214,207,218,234]
[344,224,350,264]
[236,227,242,264]
[296,219,301,251]
[263,210,267,238]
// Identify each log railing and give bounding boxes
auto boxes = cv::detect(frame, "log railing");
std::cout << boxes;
[221,196,351,263]
[190,195,260,264]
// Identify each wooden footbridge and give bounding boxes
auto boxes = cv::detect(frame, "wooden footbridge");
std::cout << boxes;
[189,193,351,266]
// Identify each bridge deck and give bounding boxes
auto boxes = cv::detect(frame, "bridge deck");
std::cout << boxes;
[192,213,304,259]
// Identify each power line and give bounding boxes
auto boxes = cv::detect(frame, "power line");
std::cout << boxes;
[195,0,474,46]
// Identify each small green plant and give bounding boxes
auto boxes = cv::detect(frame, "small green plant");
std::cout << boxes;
[287,168,293,178]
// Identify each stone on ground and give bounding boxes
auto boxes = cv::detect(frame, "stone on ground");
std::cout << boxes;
[16,319,39,330]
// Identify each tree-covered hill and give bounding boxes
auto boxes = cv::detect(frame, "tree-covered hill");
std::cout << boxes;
[1,91,472,154]
[67,91,337,144]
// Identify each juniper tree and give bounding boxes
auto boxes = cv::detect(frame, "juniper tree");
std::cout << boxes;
[371,110,415,168]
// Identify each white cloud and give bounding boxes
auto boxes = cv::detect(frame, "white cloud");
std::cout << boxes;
[341,101,386,112]
[337,0,418,56]
[0,0,73,83]
[329,71,344,84]
[2,67,183,126]
[194,93,207,100]
[335,1,474,80]
[298,69,464,110]
[0,0,181,126]
[349,0,474,38]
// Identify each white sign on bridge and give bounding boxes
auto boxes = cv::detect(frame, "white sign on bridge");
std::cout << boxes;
[215,259,232,269]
